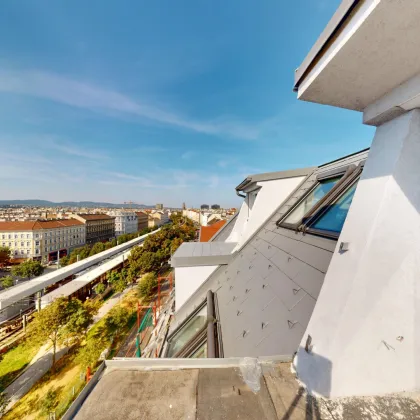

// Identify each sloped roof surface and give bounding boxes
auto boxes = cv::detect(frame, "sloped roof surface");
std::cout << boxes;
[171,149,369,358]
[75,214,114,221]
[200,220,227,242]
[0,219,84,231]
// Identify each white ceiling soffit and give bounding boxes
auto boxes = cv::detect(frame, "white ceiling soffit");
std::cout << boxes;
[297,0,420,112]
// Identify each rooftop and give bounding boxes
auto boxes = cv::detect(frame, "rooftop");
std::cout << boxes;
[69,359,420,420]
[199,220,227,242]
[75,214,114,221]
[0,219,84,231]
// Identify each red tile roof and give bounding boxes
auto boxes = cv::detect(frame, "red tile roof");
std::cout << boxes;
[0,219,84,231]
[199,220,227,242]
[76,214,114,221]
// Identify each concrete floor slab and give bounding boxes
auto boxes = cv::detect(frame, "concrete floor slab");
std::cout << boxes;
[75,369,199,420]
[196,367,278,420]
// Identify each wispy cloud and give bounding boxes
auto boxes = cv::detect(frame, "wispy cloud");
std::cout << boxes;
[40,137,108,160]
[181,150,196,160]
[134,146,170,153]
[0,69,261,140]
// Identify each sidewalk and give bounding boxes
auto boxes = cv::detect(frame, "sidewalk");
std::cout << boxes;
[4,285,134,411]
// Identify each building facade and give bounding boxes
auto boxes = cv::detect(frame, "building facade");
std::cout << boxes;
[107,210,138,236]
[135,211,148,231]
[0,220,86,263]
[70,214,115,244]
[148,211,169,228]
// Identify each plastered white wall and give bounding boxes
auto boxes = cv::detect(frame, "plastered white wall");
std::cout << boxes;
[296,110,420,397]
[226,201,248,243]
[175,265,218,311]
[234,176,305,250]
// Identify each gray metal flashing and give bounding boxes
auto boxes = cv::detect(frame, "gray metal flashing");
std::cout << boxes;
[62,362,106,420]
[170,242,237,268]
[235,167,314,193]
[169,173,314,331]
[293,0,360,91]
[318,147,370,168]
[170,150,368,359]
[106,355,292,370]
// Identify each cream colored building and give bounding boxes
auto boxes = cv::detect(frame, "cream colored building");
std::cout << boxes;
[148,211,169,228]
[0,220,86,263]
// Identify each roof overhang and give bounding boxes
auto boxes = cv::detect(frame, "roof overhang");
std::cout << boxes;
[235,167,314,194]
[170,242,237,267]
[295,0,420,119]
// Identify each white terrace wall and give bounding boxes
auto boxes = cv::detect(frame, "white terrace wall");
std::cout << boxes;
[296,109,420,397]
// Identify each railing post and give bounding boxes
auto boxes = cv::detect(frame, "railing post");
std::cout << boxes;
[137,302,140,332]
[135,334,141,358]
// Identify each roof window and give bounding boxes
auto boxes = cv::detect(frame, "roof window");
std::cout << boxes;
[277,163,364,239]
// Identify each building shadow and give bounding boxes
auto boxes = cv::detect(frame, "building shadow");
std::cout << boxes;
[280,350,332,420]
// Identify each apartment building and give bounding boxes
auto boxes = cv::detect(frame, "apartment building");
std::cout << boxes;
[0,219,86,262]
[135,211,148,231]
[107,210,138,236]
[70,214,115,244]
[147,210,169,228]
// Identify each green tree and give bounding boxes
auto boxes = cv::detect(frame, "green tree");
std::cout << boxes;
[113,277,128,293]
[59,255,70,267]
[40,387,59,415]
[106,270,120,286]
[0,275,14,289]
[68,245,91,264]
[76,336,105,369]
[89,242,105,257]
[137,272,158,300]
[64,300,95,342]
[12,260,44,279]
[94,283,106,295]
[0,391,9,417]
[105,306,130,334]
[28,297,89,371]
[0,246,11,268]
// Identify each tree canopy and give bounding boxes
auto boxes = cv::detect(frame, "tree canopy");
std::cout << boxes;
[0,246,11,268]
[12,260,44,279]
[127,217,196,282]
[29,297,96,371]
[0,275,14,289]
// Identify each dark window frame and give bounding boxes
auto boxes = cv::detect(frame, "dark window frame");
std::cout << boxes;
[165,291,220,358]
[302,175,361,240]
[276,163,364,238]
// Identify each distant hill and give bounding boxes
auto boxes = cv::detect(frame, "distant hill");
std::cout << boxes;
[0,200,152,209]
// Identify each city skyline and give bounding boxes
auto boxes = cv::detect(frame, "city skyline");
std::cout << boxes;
[0,0,374,207]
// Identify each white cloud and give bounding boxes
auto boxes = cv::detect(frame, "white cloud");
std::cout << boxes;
[45,138,108,160]
[0,69,261,140]
[181,150,196,160]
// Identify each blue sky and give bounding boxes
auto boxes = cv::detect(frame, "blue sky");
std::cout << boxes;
[0,0,374,207]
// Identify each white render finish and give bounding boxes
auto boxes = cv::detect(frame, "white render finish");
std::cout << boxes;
[108,210,138,236]
[363,73,420,126]
[298,0,420,112]
[231,176,306,250]
[296,110,420,397]
[175,265,218,311]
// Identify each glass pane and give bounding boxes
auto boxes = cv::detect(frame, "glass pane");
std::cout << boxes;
[191,342,207,358]
[311,182,358,234]
[283,177,341,225]
[166,306,207,357]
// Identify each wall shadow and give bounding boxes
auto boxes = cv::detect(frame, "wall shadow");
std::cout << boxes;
[280,350,332,420]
